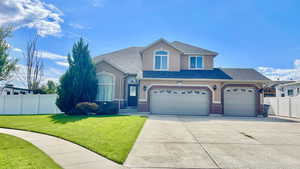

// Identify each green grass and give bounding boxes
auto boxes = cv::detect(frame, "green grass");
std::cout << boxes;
[0,114,146,164]
[0,133,62,169]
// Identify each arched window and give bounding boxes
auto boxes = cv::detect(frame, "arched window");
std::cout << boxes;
[97,73,115,101]
[154,50,168,70]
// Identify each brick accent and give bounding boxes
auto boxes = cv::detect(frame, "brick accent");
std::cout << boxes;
[258,104,264,115]
[138,102,149,112]
[211,103,223,114]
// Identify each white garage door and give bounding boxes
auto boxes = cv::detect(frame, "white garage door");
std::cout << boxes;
[224,87,256,116]
[150,88,210,115]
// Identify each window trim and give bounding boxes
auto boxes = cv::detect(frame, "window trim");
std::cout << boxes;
[96,71,115,101]
[153,50,169,71]
[188,56,204,70]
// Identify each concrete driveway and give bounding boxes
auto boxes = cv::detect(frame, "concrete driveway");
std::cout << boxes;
[125,115,300,169]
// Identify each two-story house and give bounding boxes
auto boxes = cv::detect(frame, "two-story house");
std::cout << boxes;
[94,38,270,117]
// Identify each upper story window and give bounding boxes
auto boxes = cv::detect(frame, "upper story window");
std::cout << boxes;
[189,56,203,69]
[154,50,168,70]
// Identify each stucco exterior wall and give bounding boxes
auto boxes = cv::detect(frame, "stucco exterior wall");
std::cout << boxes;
[95,61,125,100]
[181,55,214,70]
[142,42,181,71]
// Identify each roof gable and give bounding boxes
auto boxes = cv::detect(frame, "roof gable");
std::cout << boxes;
[140,38,183,54]
[171,41,218,55]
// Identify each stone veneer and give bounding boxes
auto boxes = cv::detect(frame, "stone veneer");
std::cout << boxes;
[211,103,223,114]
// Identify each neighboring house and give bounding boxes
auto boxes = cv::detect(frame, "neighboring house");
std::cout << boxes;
[94,38,270,117]
[0,84,33,95]
[276,81,300,97]
[264,81,294,97]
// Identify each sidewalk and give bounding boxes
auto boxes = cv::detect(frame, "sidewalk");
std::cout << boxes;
[0,128,127,169]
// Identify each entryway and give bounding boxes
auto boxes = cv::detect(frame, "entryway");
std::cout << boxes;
[128,84,138,107]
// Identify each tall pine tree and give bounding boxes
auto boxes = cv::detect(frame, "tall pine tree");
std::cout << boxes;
[56,38,98,114]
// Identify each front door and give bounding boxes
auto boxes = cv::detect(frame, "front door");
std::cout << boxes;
[128,84,138,106]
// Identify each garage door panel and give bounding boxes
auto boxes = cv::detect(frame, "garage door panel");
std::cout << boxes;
[150,89,210,115]
[224,87,256,116]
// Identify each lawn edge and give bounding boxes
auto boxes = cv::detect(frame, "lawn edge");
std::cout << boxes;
[0,116,147,164]
[0,133,63,169]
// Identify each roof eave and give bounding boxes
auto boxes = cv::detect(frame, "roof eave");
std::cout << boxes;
[140,77,270,83]
[183,52,218,56]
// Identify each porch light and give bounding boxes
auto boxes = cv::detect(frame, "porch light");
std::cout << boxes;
[143,85,147,91]
[213,85,217,91]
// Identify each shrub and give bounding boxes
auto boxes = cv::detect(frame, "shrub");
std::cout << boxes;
[75,102,99,115]
[96,102,118,115]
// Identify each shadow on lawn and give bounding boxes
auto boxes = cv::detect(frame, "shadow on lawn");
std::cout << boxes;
[49,114,128,124]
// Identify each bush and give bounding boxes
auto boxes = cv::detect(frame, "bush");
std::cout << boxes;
[75,102,99,115]
[96,102,118,115]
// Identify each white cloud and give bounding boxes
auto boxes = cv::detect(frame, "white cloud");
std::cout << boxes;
[69,23,90,30]
[12,47,22,52]
[56,61,69,67]
[39,51,66,60]
[38,51,69,67]
[0,0,64,37]
[257,59,300,81]
[91,0,105,7]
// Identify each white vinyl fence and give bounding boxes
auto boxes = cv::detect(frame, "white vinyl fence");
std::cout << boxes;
[264,96,300,118]
[0,94,62,115]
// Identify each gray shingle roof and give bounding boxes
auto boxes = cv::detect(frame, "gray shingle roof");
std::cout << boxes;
[94,47,144,74]
[171,41,218,55]
[143,68,270,81]
[219,68,270,81]
[143,69,232,79]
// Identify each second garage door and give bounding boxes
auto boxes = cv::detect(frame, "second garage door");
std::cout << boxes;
[150,88,210,115]
[224,87,256,116]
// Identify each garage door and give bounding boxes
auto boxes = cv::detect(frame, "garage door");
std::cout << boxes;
[224,87,256,116]
[150,88,210,115]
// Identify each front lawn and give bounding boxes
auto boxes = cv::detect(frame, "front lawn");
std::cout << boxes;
[0,114,146,164]
[0,133,62,169]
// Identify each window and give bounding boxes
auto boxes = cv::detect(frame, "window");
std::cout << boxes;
[154,50,168,70]
[297,88,300,95]
[129,86,136,96]
[189,56,203,69]
[97,73,114,101]
[287,89,294,96]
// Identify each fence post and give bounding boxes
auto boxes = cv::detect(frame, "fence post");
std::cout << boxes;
[0,96,2,114]
[37,94,41,114]
[289,97,292,117]
[277,97,279,116]
[3,95,6,114]
[20,95,23,114]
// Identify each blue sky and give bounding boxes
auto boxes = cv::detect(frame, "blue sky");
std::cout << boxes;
[1,0,300,86]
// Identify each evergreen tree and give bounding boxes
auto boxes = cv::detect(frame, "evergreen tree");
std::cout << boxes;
[0,27,17,82]
[56,38,98,114]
